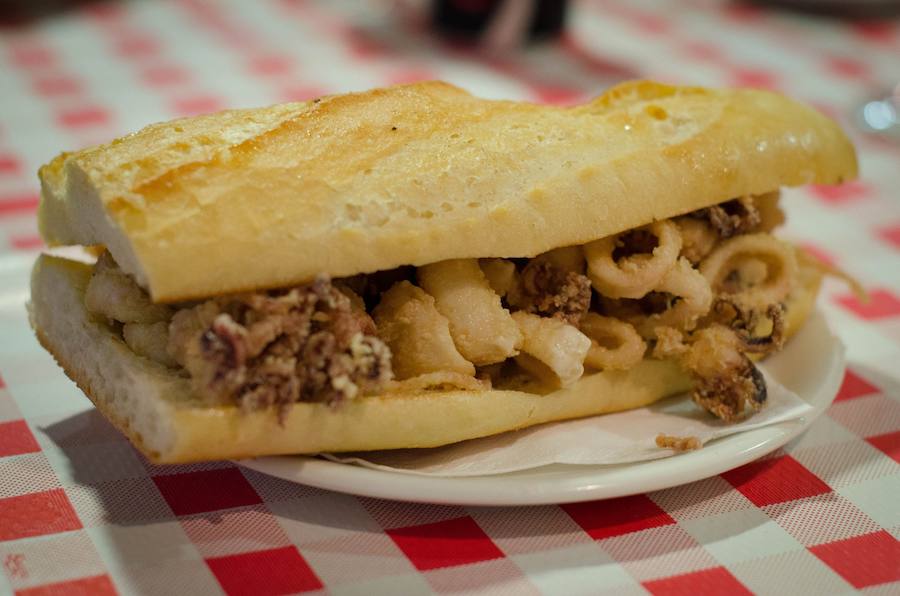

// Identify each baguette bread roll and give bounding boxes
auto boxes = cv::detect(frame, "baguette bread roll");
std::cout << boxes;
[29,80,855,464]
[38,80,856,302]
[29,253,821,463]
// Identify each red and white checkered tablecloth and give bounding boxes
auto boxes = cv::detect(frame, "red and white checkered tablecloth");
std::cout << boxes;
[1,1,899,594]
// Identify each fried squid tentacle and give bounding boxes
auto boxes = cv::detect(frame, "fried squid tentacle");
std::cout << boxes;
[710,298,786,355]
[585,220,682,299]
[652,321,775,422]
[680,325,768,421]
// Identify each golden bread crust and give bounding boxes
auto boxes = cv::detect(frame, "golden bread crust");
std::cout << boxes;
[38,81,856,301]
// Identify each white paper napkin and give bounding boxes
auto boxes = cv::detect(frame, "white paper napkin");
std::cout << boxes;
[322,367,814,477]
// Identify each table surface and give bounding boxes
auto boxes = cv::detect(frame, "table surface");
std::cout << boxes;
[1,1,899,594]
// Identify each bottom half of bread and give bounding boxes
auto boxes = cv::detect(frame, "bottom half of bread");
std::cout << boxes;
[28,254,819,464]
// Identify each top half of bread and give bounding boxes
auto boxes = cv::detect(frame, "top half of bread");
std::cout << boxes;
[38,80,857,302]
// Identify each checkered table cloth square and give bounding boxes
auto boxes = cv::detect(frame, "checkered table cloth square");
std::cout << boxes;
[1,1,898,594]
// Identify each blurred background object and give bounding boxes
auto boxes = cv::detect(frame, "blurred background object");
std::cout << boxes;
[751,0,900,18]
[856,83,900,143]
[432,0,568,50]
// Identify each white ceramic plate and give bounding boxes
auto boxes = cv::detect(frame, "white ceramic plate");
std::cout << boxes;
[239,310,844,505]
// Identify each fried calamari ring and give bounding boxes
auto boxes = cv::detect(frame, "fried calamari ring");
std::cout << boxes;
[585,220,682,299]
[581,313,646,371]
[731,257,769,287]
[632,258,713,338]
[675,217,718,264]
[700,233,797,307]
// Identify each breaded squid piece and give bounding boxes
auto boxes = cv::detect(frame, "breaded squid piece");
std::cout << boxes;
[512,312,591,388]
[373,281,475,379]
[85,252,172,324]
[479,258,518,298]
[123,321,177,367]
[419,259,522,366]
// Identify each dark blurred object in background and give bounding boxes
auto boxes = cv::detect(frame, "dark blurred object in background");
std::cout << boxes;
[0,0,111,28]
[747,0,900,18]
[433,0,567,49]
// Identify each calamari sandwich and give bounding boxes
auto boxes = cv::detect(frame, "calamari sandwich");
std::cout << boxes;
[29,81,857,463]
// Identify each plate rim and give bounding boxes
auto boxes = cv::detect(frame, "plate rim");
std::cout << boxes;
[239,310,845,506]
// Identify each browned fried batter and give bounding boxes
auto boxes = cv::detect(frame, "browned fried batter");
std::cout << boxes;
[709,299,785,354]
[171,275,392,414]
[656,433,702,451]
[514,260,592,325]
[693,196,761,238]
[691,357,766,422]
[654,323,769,422]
